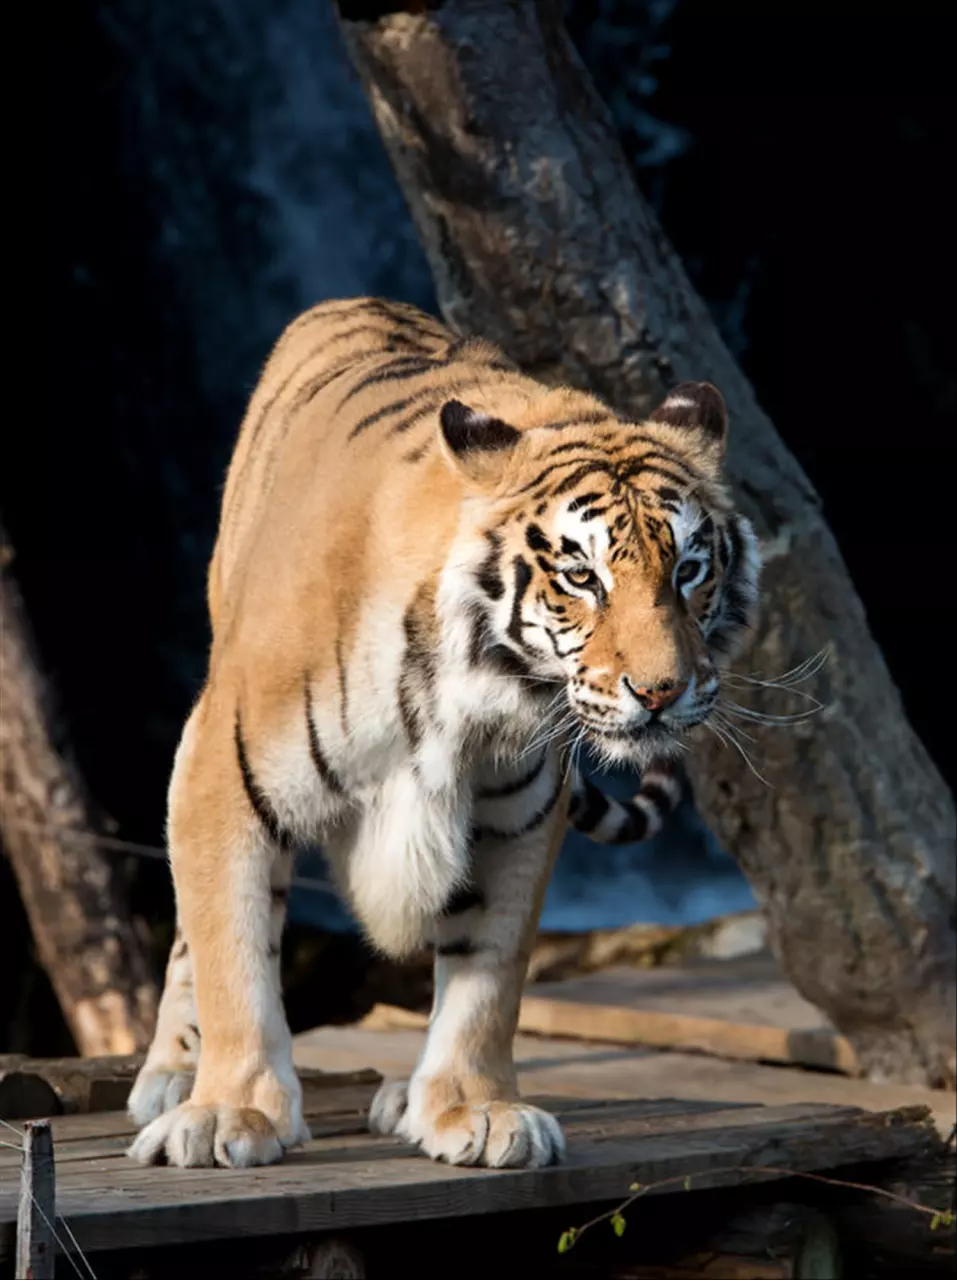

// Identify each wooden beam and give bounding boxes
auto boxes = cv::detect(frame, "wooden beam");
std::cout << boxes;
[15,1120,56,1280]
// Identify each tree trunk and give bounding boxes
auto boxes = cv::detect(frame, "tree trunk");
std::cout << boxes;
[335,0,956,1086]
[0,523,158,1055]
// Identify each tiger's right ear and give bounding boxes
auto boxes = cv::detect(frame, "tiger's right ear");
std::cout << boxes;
[438,399,521,486]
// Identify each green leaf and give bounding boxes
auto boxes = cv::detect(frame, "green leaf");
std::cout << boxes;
[611,1212,627,1238]
[930,1214,942,1232]
[683,1176,693,1192]
[629,1182,642,1192]
[558,1229,578,1254]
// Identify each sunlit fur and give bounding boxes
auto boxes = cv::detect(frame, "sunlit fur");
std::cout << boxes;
[127,299,759,1174]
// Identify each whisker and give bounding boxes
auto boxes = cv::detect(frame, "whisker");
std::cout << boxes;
[718,700,822,726]
[706,716,772,787]
[726,645,831,693]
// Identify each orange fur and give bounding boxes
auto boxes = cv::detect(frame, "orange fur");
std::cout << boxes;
[127,298,760,1171]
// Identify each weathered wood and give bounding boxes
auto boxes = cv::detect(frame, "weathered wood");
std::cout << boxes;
[0,522,159,1057]
[0,1097,939,1263]
[364,950,861,1074]
[295,1023,957,1136]
[519,995,857,1076]
[833,1150,956,1277]
[15,1120,56,1280]
[334,0,956,1089]
[527,912,768,983]
[362,996,857,1073]
[0,1072,61,1124]
[0,1052,379,1118]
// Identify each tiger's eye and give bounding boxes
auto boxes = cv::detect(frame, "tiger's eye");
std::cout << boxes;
[565,567,598,589]
[675,560,701,588]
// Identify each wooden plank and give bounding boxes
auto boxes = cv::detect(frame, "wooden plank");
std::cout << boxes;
[0,1084,384,1170]
[361,966,859,1074]
[294,1024,957,1136]
[531,956,824,1031]
[0,1101,938,1259]
[517,993,859,1073]
[0,1096,729,1171]
[0,1055,380,1120]
[15,1120,55,1280]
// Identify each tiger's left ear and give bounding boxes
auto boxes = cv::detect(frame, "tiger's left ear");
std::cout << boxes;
[649,382,728,462]
[438,399,521,486]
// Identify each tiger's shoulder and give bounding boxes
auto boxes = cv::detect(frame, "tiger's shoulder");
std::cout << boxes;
[207,298,541,622]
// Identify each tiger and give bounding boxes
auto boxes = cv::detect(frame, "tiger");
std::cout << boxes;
[126,297,760,1172]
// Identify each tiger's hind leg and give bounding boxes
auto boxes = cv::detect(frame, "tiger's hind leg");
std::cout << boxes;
[369,752,568,1168]
[128,699,308,1168]
[126,924,199,1124]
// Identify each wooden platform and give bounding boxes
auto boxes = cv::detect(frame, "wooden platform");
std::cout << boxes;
[0,1074,946,1274]
[300,1021,957,1138]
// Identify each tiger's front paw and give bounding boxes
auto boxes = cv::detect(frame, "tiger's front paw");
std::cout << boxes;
[368,1080,409,1136]
[127,1064,194,1127]
[400,1095,564,1168]
[128,1102,286,1168]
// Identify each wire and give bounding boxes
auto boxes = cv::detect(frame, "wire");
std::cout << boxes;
[3,820,339,898]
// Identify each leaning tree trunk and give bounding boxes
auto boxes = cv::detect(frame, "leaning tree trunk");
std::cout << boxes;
[0,522,158,1055]
[335,0,956,1086]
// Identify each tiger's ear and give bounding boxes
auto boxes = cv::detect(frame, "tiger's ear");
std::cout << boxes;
[649,382,727,461]
[438,399,521,486]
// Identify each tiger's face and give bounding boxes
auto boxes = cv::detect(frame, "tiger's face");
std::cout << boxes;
[440,382,760,767]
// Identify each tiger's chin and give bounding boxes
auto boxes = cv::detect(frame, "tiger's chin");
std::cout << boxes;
[581,722,686,770]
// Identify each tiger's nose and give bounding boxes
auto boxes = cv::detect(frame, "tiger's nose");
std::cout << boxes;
[624,678,689,713]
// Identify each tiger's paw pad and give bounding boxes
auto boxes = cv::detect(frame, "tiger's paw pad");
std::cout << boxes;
[127,1066,195,1126]
[368,1081,409,1136]
[406,1100,565,1169]
[127,1102,286,1168]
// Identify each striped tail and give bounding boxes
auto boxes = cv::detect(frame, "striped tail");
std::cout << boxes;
[567,760,685,844]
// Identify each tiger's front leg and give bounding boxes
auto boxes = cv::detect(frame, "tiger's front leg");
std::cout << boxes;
[369,750,569,1168]
[128,700,309,1168]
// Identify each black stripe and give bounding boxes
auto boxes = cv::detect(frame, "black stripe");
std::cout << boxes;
[476,752,547,799]
[398,680,422,749]
[235,712,289,848]
[567,777,609,832]
[280,350,379,422]
[436,938,477,957]
[335,634,350,735]
[507,556,533,648]
[473,768,564,840]
[525,523,551,553]
[350,387,442,439]
[403,441,432,464]
[304,679,345,794]
[514,456,608,496]
[539,411,614,431]
[638,781,678,816]
[442,887,485,915]
[614,805,652,842]
[476,531,505,601]
[270,886,289,903]
[551,462,612,497]
[336,357,439,411]
[322,323,432,353]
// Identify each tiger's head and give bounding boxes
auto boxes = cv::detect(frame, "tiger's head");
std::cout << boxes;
[440,381,761,766]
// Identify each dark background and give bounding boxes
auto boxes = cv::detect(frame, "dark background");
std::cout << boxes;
[5,1,951,1051]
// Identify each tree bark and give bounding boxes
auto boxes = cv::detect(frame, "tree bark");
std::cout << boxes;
[335,0,956,1086]
[0,522,158,1055]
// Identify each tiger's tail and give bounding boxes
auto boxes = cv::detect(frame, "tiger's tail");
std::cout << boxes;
[567,760,685,844]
